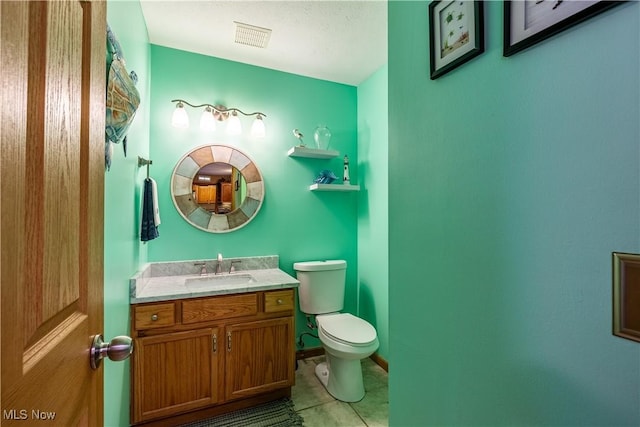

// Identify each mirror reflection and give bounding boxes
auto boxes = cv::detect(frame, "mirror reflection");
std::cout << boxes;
[171,144,264,233]
[192,162,246,214]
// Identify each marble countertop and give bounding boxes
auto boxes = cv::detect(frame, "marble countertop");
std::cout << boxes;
[130,256,299,304]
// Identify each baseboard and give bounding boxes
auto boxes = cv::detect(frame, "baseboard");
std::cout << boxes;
[296,347,324,360]
[369,352,388,372]
[296,347,388,372]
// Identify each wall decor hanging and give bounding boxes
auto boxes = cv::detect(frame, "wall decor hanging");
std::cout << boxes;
[503,0,625,57]
[105,24,140,170]
[429,0,484,80]
[171,144,265,233]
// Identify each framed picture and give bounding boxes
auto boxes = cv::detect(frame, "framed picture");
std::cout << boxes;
[504,0,624,57]
[612,252,640,343]
[429,1,484,80]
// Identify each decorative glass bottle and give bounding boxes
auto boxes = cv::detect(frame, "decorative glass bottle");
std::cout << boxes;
[313,125,332,150]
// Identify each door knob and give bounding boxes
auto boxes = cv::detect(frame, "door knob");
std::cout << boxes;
[90,334,133,370]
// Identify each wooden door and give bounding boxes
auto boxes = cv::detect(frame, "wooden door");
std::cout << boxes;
[1,1,106,425]
[225,318,295,401]
[221,183,232,203]
[132,328,220,423]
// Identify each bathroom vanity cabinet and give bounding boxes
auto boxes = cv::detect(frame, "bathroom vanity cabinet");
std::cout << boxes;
[130,289,295,425]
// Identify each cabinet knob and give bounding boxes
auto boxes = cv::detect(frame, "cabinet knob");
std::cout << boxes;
[151,314,158,321]
[277,299,283,305]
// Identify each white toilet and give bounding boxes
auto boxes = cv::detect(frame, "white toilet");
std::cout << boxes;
[293,260,378,402]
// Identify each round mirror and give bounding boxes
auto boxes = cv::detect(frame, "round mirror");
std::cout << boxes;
[171,144,264,233]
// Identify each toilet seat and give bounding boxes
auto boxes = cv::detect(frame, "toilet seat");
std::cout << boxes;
[317,313,377,347]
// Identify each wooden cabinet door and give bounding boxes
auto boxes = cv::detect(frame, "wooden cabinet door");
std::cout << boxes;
[195,185,216,204]
[132,328,221,423]
[225,318,295,401]
[193,185,200,203]
[207,186,216,203]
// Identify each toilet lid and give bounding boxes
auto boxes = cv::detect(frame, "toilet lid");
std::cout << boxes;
[319,313,377,345]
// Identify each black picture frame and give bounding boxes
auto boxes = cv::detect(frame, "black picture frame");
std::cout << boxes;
[429,1,485,80]
[504,0,625,57]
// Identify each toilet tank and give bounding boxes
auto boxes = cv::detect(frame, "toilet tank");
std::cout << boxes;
[293,260,346,314]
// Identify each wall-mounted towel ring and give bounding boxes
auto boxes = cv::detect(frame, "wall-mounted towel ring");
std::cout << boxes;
[138,156,152,179]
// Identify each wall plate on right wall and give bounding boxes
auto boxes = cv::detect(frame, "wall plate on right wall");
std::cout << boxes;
[612,252,640,343]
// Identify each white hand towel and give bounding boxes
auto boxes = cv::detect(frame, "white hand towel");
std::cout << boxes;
[149,177,161,226]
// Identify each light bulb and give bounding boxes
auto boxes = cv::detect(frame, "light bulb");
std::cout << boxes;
[227,111,242,135]
[251,115,266,138]
[171,102,189,128]
[200,106,216,131]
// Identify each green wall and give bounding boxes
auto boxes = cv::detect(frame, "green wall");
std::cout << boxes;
[148,45,359,346]
[105,2,150,426]
[358,65,389,360]
[389,1,640,426]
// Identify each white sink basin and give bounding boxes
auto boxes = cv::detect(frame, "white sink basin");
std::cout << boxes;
[185,273,256,290]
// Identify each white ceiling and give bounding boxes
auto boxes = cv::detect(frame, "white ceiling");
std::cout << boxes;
[139,0,388,86]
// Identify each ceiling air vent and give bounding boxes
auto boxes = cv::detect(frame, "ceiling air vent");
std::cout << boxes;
[234,22,272,49]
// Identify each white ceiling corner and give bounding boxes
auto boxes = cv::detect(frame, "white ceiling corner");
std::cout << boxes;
[139,0,388,86]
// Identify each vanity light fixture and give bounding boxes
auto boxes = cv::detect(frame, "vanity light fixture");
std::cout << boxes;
[170,99,267,138]
[199,105,216,132]
[171,101,189,129]
[251,114,266,138]
[226,110,242,135]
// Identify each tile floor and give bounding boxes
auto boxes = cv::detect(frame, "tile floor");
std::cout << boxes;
[291,356,389,427]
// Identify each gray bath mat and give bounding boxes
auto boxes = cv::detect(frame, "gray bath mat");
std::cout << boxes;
[179,398,304,427]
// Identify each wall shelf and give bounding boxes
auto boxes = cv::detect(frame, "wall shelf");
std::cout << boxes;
[309,183,360,192]
[287,146,339,159]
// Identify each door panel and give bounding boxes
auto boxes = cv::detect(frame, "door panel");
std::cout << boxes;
[25,0,84,348]
[1,1,106,425]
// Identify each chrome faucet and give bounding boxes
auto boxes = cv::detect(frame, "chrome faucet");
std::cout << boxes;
[228,260,242,274]
[215,253,223,275]
[194,262,207,276]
